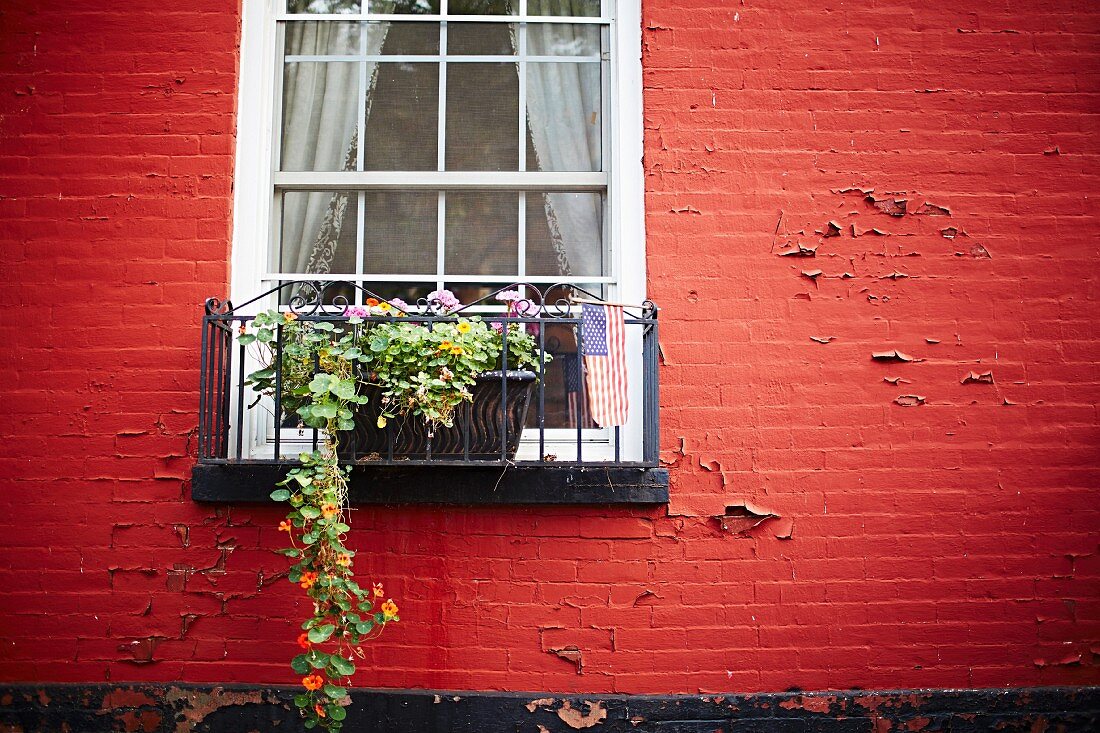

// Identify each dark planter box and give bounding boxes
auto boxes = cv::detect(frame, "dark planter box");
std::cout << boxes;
[337,370,536,461]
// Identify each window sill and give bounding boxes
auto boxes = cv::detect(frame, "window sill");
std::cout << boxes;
[191,464,669,505]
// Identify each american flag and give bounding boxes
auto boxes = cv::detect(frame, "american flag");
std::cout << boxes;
[580,303,628,427]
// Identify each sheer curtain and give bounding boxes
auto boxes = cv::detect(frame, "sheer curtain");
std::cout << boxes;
[281,15,392,276]
[525,0,604,277]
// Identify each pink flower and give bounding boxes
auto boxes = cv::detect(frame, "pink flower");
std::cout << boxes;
[389,297,410,312]
[344,305,370,318]
[427,289,461,313]
[495,289,521,303]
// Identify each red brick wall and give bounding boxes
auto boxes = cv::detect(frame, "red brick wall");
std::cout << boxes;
[1,0,1097,693]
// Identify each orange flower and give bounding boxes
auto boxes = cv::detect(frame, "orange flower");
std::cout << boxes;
[314,703,327,718]
[297,632,311,649]
[321,502,338,519]
[372,583,384,599]
[366,298,380,307]
[278,520,292,533]
[302,674,324,691]
[381,599,399,619]
[283,311,298,322]
[336,554,352,567]
[299,571,318,589]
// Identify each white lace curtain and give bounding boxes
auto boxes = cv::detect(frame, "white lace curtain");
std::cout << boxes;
[281,15,392,275]
[525,0,604,278]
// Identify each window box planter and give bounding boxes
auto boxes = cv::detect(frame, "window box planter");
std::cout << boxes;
[337,370,536,461]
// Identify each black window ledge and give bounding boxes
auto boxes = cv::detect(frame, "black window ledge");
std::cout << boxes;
[191,464,669,505]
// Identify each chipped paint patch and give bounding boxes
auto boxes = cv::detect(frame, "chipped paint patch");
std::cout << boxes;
[556,700,608,729]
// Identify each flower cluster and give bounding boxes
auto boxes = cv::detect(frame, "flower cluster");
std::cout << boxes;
[426,288,461,313]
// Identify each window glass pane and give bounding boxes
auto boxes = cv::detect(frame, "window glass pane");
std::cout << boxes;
[289,0,361,14]
[445,284,520,306]
[447,23,515,55]
[363,63,438,170]
[360,281,435,304]
[446,63,518,170]
[526,62,601,172]
[527,23,600,56]
[281,63,360,171]
[445,191,518,276]
[525,319,593,429]
[280,191,359,275]
[379,21,439,54]
[376,0,440,13]
[448,0,518,15]
[284,22,361,55]
[525,192,604,277]
[361,191,438,275]
[527,0,600,17]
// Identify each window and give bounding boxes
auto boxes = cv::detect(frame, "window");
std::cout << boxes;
[228,0,645,462]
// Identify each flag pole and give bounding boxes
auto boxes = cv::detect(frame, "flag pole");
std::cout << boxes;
[569,296,647,309]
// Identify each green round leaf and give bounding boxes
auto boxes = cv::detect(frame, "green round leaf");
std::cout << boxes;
[308,624,335,644]
[270,489,291,501]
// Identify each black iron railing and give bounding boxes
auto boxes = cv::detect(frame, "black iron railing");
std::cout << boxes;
[198,281,659,468]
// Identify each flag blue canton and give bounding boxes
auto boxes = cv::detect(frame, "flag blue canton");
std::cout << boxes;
[581,304,609,356]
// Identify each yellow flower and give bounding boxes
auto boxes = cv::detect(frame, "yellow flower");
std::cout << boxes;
[381,599,399,619]
[321,502,338,519]
[439,340,453,350]
[376,415,387,429]
[456,321,471,334]
[450,346,462,356]
[378,301,392,311]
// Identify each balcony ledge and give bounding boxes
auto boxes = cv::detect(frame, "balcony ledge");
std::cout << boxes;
[191,463,669,505]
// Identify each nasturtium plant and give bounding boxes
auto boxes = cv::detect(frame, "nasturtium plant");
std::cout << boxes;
[239,289,546,730]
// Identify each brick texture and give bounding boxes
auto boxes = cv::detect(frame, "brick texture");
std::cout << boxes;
[0,0,1097,694]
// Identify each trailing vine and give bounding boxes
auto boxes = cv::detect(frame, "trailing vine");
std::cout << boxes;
[242,310,397,730]
[237,290,545,729]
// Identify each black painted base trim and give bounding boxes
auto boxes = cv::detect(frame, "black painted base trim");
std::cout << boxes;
[1,684,1097,732]
[192,463,670,505]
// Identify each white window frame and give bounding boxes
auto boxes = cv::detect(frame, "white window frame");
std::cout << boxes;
[229,0,645,462]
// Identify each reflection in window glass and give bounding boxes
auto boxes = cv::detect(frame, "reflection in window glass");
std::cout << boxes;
[447,23,515,55]
[527,0,600,17]
[447,0,518,15]
[363,63,438,171]
[281,191,358,275]
[526,62,602,172]
[446,63,518,171]
[445,191,518,276]
[361,191,438,275]
[374,0,440,13]
[284,22,361,55]
[525,192,604,277]
[289,0,361,14]
[281,63,360,172]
